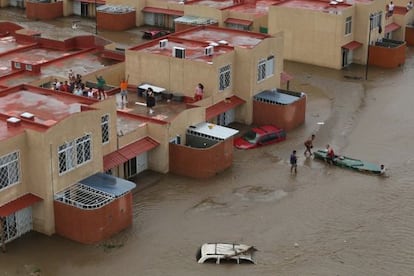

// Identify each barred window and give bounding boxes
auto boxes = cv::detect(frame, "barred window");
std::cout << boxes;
[0,151,20,190]
[101,114,109,144]
[219,64,231,91]
[345,16,352,35]
[58,134,92,174]
[257,56,275,82]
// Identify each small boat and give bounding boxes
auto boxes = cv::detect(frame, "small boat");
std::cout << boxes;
[313,149,382,175]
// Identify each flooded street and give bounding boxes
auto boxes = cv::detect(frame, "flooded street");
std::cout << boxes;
[2,10,414,276]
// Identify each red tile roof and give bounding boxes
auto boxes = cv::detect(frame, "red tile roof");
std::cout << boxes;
[0,193,42,218]
[385,23,401,33]
[142,7,184,16]
[342,41,363,50]
[224,18,253,26]
[103,151,128,172]
[103,137,159,171]
[206,95,245,120]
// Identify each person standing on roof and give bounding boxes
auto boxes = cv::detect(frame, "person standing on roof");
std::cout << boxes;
[120,75,129,103]
[194,83,204,101]
[146,87,156,114]
[96,75,106,100]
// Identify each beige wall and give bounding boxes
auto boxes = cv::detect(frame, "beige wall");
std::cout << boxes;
[268,1,389,69]
[232,33,284,124]
[126,33,284,124]
[269,6,350,69]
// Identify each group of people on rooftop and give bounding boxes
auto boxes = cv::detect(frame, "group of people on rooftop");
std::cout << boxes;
[51,69,107,100]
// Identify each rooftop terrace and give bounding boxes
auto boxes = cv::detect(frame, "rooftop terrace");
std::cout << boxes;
[131,26,270,60]
[275,0,351,11]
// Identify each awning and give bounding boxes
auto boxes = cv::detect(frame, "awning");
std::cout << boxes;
[74,0,106,4]
[103,151,128,171]
[385,23,401,33]
[142,7,184,16]
[280,71,293,84]
[80,173,136,198]
[0,193,42,218]
[342,41,363,51]
[206,95,246,120]
[103,137,160,171]
[224,18,253,26]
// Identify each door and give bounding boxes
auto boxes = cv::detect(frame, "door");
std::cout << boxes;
[81,2,89,17]
[73,1,81,16]
[136,152,148,174]
[342,49,348,68]
[124,157,137,178]
[144,13,155,26]
[2,207,33,244]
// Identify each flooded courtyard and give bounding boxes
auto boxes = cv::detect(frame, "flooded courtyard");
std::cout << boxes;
[1,9,414,276]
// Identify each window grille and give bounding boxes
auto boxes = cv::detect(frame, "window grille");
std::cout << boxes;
[58,134,92,175]
[219,64,231,91]
[2,207,33,244]
[257,56,275,82]
[54,183,114,210]
[101,114,109,144]
[0,151,20,191]
[345,16,352,35]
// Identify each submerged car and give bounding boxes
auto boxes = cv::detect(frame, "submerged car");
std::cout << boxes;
[142,29,171,40]
[234,125,286,149]
[196,243,256,264]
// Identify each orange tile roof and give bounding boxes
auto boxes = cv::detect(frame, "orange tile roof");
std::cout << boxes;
[206,95,245,120]
[0,193,42,218]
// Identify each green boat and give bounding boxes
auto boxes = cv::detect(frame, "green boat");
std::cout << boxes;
[313,149,382,175]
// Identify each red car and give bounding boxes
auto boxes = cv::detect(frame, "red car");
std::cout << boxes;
[234,125,286,149]
[142,30,171,40]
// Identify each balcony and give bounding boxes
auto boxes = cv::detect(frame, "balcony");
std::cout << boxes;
[369,38,406,68]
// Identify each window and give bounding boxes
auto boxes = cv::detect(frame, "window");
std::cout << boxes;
[371,12,382,30]
[219,65,231,91]
[257,56,275,82]
[0,151,20,190]
[58,134,91,174]
[345,16,352,35]
[226,23,250,31]
[101,114,109,144]
[14,62,21,69]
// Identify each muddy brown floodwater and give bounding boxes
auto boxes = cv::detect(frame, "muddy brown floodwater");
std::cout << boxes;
[2,10,414,276]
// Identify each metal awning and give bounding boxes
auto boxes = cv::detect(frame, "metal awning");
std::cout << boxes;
[254,89,304,105]
[142,7,183,16]
[224,18,253,26]
[103,137,159,171]
[80,172,136,198]
[342,41,363,50]
[280,71,293,84]
[103,151,128,171]
[0,193,42,218]
[54,173,136,210]
[206,96,245,120]
[385,23,401,33]
[74,0,106,4]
